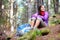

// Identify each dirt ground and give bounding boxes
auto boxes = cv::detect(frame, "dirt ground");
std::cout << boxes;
[10,24,60,40]
[10,14,60,40]
[2,14,60,40]
[36,24,60,40]
[36,14,60,40]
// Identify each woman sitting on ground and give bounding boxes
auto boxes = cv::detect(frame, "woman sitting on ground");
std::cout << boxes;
[30,5,49,29]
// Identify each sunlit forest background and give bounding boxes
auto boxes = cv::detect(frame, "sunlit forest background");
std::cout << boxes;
[0,0,60,40]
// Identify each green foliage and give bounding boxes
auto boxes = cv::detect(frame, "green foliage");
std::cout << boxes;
[54,19,60,24]
[17,28,50,40]
[51,19,60,24]
[35,29,42,36]
[41,28,50,36]
[18,30,36,40]
[2,0,9,9]
[41,28,50,33]
[50,14,60,25]
[17,29,41,40]
[0,16,6,25]
[3,0,8,5]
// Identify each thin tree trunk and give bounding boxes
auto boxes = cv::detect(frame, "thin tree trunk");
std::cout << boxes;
[48,0,51,15]
[53,0,59,14]
[10,0,14,32]
[0,0,2,17]
[35,0,38,12]
[58,0,60,13]
[28,0,32,20]
[56,0,59,13]
[35,0,43,12]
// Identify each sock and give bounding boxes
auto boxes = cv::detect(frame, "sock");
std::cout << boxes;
[34,26,37,29]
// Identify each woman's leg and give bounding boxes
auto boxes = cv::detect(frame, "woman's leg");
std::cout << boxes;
[34,19,41,28]
[29,18,36,28]
[41,21,47,27]
[30,20,35,28]
[34,17,47,28]
[33,16,42,28]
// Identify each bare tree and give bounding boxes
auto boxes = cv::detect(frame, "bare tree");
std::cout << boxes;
[58,0,60,13]
[53,0,59,13]
[0,0,2,17]
[10,0,14,32]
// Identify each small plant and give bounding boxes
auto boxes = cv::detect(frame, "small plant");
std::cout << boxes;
[17,28,50,40]
[41,28,50,36]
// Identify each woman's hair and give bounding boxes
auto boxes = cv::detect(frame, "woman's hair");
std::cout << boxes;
[38,5,45,15]
[38,5,41,12]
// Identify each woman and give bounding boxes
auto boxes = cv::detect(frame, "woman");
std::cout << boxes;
[30,5,49,29]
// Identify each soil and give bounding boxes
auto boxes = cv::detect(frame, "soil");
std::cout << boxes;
[3,14,60,40]
[36,24,60,40]
[36,14,60,40]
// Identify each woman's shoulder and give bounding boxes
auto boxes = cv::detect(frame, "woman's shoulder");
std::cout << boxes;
[44,11,49,17]
[45,11,48,13]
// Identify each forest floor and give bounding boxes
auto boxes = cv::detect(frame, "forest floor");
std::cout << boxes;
[9,14,60,40]
[36,24,60,40]
[1,14,60,40]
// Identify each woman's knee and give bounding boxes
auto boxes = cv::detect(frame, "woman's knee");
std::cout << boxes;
[37,17,42,22]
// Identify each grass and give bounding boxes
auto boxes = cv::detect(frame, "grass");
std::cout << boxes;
[17,28,50,40]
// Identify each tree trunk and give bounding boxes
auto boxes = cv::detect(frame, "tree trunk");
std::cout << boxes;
[53,0,59,14]
[10,0,14,32]
[48,0,51,13]
[58,0,60,13]
[27,0,32,20]
[35,0,43,12]
[0,0,2,16]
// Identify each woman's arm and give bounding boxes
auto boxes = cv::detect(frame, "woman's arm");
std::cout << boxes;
[30,12,38,27]
[44,12,49,20]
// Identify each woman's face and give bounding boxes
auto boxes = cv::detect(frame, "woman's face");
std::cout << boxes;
[40,5,45,11]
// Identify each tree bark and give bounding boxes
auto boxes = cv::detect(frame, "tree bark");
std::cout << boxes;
[27,0,32,20]
[10,0,14,32]
[0,0,2,16]
[58,0,60,13]
[53,0,59,13]
[48,0,51,13]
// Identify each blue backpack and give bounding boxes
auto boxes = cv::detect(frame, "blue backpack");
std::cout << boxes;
[16,23,32,36]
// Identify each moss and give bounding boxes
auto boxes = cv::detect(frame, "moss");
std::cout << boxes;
[40,28,50,36]
[41,28,50,33]
[18,29,42,40]
[17,28,51,40]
